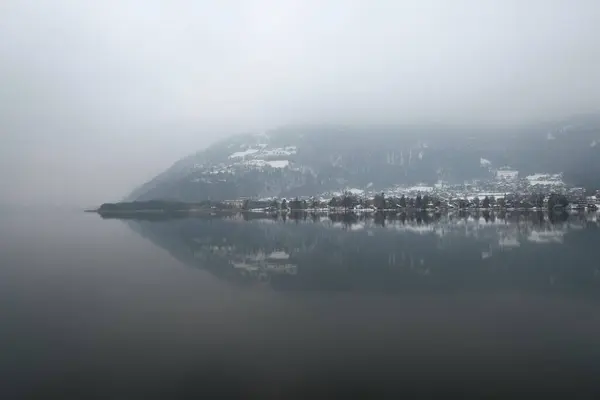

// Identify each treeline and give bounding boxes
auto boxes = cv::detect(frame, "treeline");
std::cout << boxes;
[98,200,238,213]
[100,191,589,214]
[242,191,578,212]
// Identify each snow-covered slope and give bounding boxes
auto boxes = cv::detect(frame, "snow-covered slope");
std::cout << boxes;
[128,115,600,201]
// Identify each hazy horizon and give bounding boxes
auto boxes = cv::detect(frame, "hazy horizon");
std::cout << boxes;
[2,0,600,206]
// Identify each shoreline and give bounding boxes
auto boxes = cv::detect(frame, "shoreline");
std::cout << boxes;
[90,207,597,216]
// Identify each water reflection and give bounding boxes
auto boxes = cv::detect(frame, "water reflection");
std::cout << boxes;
[123,211,600,295]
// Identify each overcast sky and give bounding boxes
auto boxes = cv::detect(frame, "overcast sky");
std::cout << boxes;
[1,0,599,206]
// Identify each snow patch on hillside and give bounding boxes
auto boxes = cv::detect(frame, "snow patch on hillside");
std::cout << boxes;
[262,146,297,156]
[268,251,289,260]
[480,158,491,167]
[407,185,434,193]
[526,173,564,186]
[346,188,364,195]
[229,148,259,159]
[266,160,290,168]
[245,160,290,169]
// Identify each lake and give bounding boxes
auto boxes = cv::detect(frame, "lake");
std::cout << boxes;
[2,209,600,398]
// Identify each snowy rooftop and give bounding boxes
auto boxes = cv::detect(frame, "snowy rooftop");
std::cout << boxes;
[526,173,564,186]
[229,148,259,159]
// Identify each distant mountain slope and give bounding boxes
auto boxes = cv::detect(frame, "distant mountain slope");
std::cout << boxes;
[128,115,600,201]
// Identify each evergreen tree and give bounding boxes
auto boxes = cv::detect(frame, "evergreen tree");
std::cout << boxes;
[374,192,386,210]
[386,197,398,209]
[558,194,569,208]
[288,197,302,210]
[547,194,556,210]
[547,193,568,210]
[482,196,490,208]
[341,192,357,210]
[422,195,430,210]
[281,199,287,210]
[270,199,280,210]
[415,195,422,209]
[399,195,407,208]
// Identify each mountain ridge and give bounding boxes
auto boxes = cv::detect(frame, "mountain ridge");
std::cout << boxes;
[128,115,600,202]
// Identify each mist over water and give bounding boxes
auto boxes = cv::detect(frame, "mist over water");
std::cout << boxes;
[2,0,600,396]
[2,209,600,398]
[3,0,600,206]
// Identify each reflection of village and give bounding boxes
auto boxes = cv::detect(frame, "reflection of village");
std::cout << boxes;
[186,210,599,284]
[190,237,298,282]
[229,250,297,280]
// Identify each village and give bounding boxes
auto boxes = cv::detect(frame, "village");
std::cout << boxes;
[235,169,600,213]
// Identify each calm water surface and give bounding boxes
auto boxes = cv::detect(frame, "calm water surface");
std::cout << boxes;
[2,209,600,398]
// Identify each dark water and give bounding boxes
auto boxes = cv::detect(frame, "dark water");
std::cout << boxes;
[2,209,600,398]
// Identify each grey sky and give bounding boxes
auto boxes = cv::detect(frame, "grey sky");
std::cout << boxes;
[1,0,599,206]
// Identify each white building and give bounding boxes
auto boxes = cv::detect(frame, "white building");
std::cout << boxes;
[495,167,519,181]
[526,173,564,187]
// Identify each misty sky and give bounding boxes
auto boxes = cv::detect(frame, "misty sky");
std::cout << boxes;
[1,0,599,206]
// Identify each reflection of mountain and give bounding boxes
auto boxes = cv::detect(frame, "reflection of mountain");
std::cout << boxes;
[126,212,600,294]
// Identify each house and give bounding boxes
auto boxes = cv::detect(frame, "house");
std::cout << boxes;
[223,199,245,208]
[496,167,519,181]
